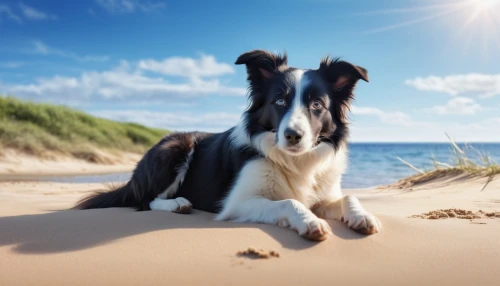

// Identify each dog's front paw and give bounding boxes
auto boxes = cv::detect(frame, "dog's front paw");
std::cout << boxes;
[293,216,332,241]
[342,211,381,235]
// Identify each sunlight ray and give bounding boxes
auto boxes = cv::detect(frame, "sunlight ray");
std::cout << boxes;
[491,9,500,49]
[454,0,500,57]
[354,2,460,15]
[362,0,500,58]
[464,5,485,26]
[365,6,465,34]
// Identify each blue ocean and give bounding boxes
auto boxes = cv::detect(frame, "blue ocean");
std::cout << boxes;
[342,143,500,188]
[27,143,500,189]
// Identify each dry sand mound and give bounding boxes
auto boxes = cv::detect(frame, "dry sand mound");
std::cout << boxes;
[237,247,280,259]
[409,208,500,220]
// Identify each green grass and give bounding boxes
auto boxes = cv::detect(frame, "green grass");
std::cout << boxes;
[394,133,500,188]
[0,96,168,162]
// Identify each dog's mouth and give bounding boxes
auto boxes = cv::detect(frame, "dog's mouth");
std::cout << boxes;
[282,146,308,156]
[271,130,325,154]
[283,141,317,155]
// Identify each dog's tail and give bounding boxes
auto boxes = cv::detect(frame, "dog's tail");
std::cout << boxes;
[73,182,139,210]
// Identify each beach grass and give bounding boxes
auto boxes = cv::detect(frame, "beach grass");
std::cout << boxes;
[0,96,168,162]
[394,133,499,188]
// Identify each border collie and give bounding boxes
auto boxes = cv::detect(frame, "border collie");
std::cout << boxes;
[75,49,381,241]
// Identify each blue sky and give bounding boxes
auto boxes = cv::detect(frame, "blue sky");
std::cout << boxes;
[1,0,500,142]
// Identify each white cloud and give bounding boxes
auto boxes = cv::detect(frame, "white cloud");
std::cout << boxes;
[405,74,500,98]
[96,0,166,14]
[78,55,110,62]
[138,54,235,77]
[19,2,57,20]
[1,56,246,104]
[0,4,22,23]
[0,62,24,68]
[31,40,109,62]
[484,117,500,125]
[349,122,500,142]
[33,40,50,54]
[428,97,483,115]
[90,110,241,132]
[350,105,426,127]
[238,104,250,110]
[348,104,500,141]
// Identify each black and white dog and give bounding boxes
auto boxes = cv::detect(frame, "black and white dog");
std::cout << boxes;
[75,49,381,241]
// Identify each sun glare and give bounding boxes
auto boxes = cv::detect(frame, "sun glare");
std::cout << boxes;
[466,0,500,25]
[362,0,500,55]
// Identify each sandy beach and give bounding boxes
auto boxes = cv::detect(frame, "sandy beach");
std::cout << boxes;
[0,158,499,286]
[3,0,500,284]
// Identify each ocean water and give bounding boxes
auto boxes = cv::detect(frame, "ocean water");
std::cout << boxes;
[342,143,500,189]
[15,143,500,189]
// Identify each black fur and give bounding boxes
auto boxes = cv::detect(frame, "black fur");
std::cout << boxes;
[74,49,367,213]
[75,132,208,211]
[174,129,259,212]
[316,57,369,149]
[74,130,259,212]
[235,50,368,151]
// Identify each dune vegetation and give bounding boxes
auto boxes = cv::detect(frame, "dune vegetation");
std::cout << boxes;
[0,96,168,163]
[394,133,499,188]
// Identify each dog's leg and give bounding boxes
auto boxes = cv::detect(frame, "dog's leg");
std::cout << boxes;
[214,159,331,241]
[312,195,381,235]
[216,197,331,241]
[149,197,193,214]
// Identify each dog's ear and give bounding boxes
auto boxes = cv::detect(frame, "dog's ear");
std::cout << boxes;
[319,57,368,125]
[235,50,288,80]
[319,57,369,91]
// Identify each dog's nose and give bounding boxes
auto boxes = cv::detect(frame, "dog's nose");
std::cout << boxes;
[284,128,303,145]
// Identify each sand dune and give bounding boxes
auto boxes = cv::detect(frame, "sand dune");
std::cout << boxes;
[0,175,499,286]
[0,149,139,177]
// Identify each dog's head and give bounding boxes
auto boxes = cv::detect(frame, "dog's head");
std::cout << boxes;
[236,49,368,156]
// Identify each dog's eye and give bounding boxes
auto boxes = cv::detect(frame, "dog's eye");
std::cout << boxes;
[275,98,286,106]
[311,100,323,110]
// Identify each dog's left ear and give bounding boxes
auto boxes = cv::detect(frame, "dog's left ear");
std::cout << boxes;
[319,57,369,91]
[235,50,288,81]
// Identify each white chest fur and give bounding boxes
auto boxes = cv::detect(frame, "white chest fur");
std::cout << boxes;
[257,143,347,207]
[222,132,348,211]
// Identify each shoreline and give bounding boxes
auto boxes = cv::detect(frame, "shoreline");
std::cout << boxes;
[1,152,497,189]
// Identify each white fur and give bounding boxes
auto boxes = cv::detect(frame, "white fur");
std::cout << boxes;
[277,70,314,155]
[214,158,331,237]
[229,115,251,149]
[312,195,382,231]
[174,71,380,238]
[218,119,381,238]
[150,197,192,212]
[220,137,345,209]
[340,195,381,229]
[157,148,194,199]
